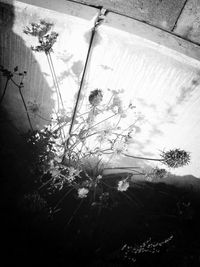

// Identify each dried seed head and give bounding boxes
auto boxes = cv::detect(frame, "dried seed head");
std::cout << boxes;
[89,89,103,107]
[161,149,190,168]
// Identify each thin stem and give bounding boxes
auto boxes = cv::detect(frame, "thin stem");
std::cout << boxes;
[18,86,33,131]
[38,177,54,191]
[0,78,10,105]
[62,20,101,163]
[67,199,84,226]
[54,187,74,209]
[46,52,60,111]
[48,52,64,109]
[104,167,140,169]
[67,31,95,137]
[46,53,66,141]
[87,113,118,132]
[11,78,33,131]
[123,153,163,162]
[34,113,57,123]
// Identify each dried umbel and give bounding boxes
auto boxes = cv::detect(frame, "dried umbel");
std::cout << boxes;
[145,167,168,181]
[151,167,168,179]
[161,149,190,168]
[24,20,58,53]
[89,89,103,107]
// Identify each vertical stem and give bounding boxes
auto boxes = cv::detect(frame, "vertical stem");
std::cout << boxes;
[46,52,65,141]
[67,12,103,143]
[46,52,60,111]
[62,11,104,162]
[66,199,84,226]
[11,77,33,131]
[0,78,10,105]
[48,52,64,109]
[18,85,33,131]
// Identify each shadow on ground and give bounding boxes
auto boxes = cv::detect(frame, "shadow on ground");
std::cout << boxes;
[1,111,200,267]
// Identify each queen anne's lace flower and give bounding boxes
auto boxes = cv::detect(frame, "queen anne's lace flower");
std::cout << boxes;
[117,179,129,192]
[78,188,89,198]
[113,140,127,154]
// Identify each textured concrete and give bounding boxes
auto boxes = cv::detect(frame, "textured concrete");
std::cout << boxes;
[72,0,187,30]
[1,0,200,178]
[173,0,200,44]
[103,12,200,62]
[80,14,200,178]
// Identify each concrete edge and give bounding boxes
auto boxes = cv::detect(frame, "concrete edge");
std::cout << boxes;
[103,11,200,65]
[0,0,99,20]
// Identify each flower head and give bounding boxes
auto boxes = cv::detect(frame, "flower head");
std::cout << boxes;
[113,140,127,155]
[161,149,190,168]
[89,89,103,107]
[117,179,129,192]
[78,188,89,198]
[145,167,167,181]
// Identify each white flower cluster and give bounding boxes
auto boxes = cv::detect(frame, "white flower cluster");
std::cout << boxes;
[117,179,130,192]
[78,188,89,198]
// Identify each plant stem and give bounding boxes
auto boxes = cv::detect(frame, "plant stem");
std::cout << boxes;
[46,52,60,111]
[18,86,34,131]
[63,12,103,162]
[67,199,84,226]
[123,153,163,162]
[48,52,64,109]
[11,78,33,131]
[0,78,10,105]
[54,187,74,209]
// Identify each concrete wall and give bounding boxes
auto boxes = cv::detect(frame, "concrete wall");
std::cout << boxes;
[0,0,200,178]
[174,0,200,45]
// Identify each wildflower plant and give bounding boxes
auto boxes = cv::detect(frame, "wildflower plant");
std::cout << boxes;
[25,85,191,215]
[20,20,191,217]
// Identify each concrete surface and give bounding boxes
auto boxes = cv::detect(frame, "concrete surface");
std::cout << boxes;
[72,0,187,31]
[0,0,200,179]
[173,0,200,45]
[80,16,200,178]
[72,0,200,47]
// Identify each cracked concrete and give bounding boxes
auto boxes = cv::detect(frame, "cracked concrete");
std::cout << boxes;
[174,0,200,44]
[72,0,187,30]
[72,0,200,46]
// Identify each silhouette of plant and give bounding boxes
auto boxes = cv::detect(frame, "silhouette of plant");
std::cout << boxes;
[0,65,33,130]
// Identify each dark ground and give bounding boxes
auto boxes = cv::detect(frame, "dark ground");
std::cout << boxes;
[1,108,200,267]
